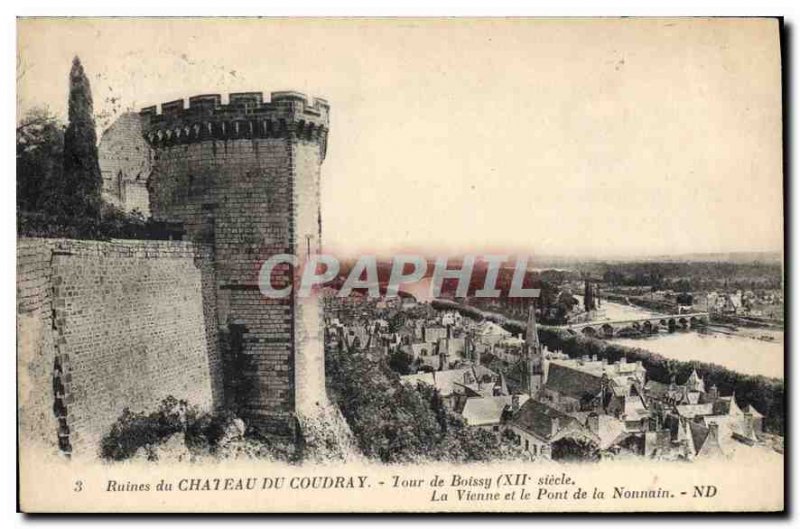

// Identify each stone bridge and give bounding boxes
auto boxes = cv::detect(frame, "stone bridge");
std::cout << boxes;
[564,312,710,338]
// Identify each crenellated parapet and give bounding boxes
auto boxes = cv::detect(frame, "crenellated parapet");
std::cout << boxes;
[140,91,329,157]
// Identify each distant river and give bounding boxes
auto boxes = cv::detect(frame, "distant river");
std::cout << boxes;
[573,295,784,380]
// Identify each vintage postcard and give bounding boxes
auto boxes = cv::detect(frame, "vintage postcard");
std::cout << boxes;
[16,17,784,513]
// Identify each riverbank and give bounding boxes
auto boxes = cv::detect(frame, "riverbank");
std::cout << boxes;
[574,294,784,378]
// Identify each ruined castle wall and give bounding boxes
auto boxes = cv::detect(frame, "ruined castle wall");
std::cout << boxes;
[143,92,330,434]
[17,239,61,456]
[98,112,152,215]
[16,238,220,457]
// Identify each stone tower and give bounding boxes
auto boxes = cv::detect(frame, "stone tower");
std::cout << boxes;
[140,91,330,436]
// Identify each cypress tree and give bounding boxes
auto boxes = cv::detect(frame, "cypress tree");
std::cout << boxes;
[584,279,595,312]
[60,56,103,219]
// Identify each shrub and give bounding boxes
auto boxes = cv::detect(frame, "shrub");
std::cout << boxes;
[100,396,195,461]
[18,208,184,241]
[99,396,295,462]
[388,349,416,375]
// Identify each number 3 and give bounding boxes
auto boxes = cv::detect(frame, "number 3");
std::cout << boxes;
[74,480,83,492]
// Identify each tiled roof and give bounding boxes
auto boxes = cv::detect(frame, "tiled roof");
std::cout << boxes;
[545,363,602,401]
[461,395,530,426]
[675,403,714,419]
[745,404,764,418]
[510,400,581,441]
[712,396,743,416]
[587,414,627,450]
[689,421,726,458]
[478,321,511,336]
[644,380,670,398]
[684,369,706,393]
[400,365,499,397]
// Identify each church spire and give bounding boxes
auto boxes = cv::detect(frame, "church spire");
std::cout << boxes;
[526,300,541,351]
[524,301,544,396]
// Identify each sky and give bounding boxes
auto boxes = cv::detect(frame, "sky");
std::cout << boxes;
[17,18,784,259]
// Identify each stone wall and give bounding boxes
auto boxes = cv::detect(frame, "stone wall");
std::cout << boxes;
[17,238,220,457]
[17,240,60,456]
[98,112,152,215]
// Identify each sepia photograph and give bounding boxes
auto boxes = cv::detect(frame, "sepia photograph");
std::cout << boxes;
[14,16,785,514]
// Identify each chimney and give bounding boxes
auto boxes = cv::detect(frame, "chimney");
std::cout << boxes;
[669,374,677,391]
[620,356,627,365]
[551,417,561,437]
[511,394,520,413]
[707,421,719,440]
[709,384,719,401]
[587,413,600,433]
[743,410,755,438]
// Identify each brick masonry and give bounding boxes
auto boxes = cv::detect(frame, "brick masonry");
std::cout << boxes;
[17,238,220,457]
[142,91,330,435]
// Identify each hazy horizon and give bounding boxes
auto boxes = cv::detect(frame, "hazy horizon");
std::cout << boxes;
[17,18,784,258]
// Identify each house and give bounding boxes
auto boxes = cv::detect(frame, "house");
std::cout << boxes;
[585,412,629,450]
[507,400,600,459]
[400,365,505,408]
[440,310,463,327]
[401,342,439,370]
[460,394,530,432]
[539,356,651,434]
[474,321,512,346]
[707,291,743,315]
[645,369,706,406]
[343,325,371,351]
[688,421,726,458]
[493,336,525,364]
[436,336,467,361]
[541,361,603,412]
[652,370,766,457]
[423,325,448,344]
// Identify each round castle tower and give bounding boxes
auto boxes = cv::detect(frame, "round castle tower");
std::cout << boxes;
[140,91,330,436]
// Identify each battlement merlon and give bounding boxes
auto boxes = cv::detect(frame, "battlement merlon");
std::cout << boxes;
[139,91,330,155]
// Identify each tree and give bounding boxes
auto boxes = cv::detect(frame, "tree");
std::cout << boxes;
[584,279,596,312]
[16,108,65,212]
[388,349,416,375]
[54,56,103,219]
[551,436,600,462]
